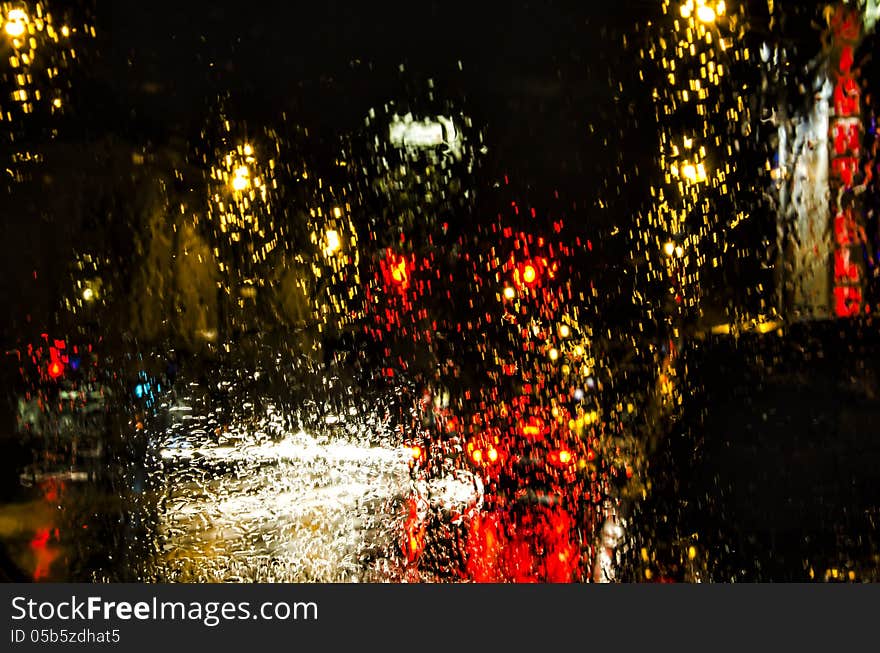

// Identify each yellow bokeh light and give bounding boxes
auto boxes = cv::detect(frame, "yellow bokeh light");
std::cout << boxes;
[663,241,675,257]
[231,166,250,191]
[558,324,570,338]
[696,5,716,23]
[5,20,25,37]
[548,348,559,361]
[4,8,28,37]
[503,286,516,300]
[325,229,341,254]
[3,9,28,38]
[679,161,707,183]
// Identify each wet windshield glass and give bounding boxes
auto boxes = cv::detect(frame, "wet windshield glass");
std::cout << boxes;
[1,0,879,583]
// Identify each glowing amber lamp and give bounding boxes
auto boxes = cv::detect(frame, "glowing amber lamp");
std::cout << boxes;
[4,9,27,37]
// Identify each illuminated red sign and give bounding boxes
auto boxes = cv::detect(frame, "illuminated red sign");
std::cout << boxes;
[827,5,866,317]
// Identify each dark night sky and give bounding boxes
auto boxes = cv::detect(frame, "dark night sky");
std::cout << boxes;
[94,1,658,187]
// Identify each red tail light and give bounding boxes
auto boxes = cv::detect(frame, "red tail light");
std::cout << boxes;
[403,498,425,562]
[381,249,414,292]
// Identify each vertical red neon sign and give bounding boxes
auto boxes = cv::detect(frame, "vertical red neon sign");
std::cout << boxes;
[828,6,866,317]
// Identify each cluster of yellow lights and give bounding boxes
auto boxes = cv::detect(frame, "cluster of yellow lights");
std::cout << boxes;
[679,0,725,23]
[205,130,365,335]
[209,142,273,239]
[62,253,109,314]
[636,0,749,315]
[663,241,686,258]
[307,203,363,334]
[543,311,597,381]
[670,160,708,184]
[309,206,359,262]
[1,2,88,119]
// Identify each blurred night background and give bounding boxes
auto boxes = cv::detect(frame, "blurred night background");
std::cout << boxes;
[0,0,879,582]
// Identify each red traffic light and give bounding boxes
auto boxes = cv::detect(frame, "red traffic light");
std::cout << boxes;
[48,361,64,379]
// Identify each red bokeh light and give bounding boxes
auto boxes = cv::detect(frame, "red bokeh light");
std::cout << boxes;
[48,361,63,379]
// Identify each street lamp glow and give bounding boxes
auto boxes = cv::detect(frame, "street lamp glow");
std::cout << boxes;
[231,166,250,191]
[503,286,516,300]
[675,245,685,258]
[4,9,28,37]
[678,161,707,184]
[696,4,716,23]
[663,241,675,257]
[82,287,95,302]
[558,324,571,338]
[325,229,341,254]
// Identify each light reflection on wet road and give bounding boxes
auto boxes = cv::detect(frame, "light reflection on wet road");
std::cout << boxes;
[148,397,415,582]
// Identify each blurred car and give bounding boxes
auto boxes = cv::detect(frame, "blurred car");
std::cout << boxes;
[12,335,110,485]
